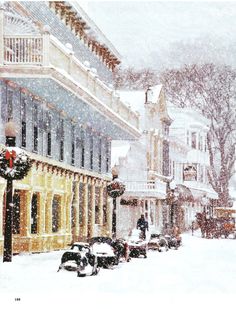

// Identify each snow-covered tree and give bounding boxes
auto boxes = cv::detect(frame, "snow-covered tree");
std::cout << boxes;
[113,67,158,90]
[160,63,236,207]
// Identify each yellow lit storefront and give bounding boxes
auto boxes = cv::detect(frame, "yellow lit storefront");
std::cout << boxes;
[0,153,112,255]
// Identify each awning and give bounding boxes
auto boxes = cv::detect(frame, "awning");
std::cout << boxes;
[175,184,194,203]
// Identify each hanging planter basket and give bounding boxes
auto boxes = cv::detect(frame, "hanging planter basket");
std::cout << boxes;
[0,147,32,180]
[107,178,125,198]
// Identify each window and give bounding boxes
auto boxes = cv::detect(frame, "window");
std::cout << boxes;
[98,138,102,172]
[71,125,75,165]
[191,132,197,149]
[7,89,13,121]
[199,135,203,151]
[186,131,190,146]
[105,141,110,173]
[59,119,64,161]
[21,96,27,148]
[90,135,93,170]
[33,103,38,152]
[45,111,52,156]
[13,190,21,234]
[52,195,61,233]
[162,140,169,176]
[31,193,38,234]
[162,122,169,136]
[204,137,207,152]
[103,188,107,224]
[81,130,85,168]
[172,161,175,178]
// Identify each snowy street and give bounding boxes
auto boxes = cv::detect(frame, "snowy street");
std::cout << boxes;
[1,232,236,309]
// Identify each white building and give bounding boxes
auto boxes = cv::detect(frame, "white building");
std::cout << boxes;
[168,106,218,230]
[111,86,172,238]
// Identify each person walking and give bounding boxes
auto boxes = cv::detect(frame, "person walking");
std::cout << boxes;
[137,214,148,240]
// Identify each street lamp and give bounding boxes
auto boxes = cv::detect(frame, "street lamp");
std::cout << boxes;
[0,121,32,262]
[3,120,17,262]
[111,166,118,238]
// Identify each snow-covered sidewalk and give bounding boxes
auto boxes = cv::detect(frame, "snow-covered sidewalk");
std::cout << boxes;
[1,232,236,309]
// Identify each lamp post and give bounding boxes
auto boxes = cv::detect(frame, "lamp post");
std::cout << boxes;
[111,165,118,239]
[3,120,17,262]
[107,165,125,240]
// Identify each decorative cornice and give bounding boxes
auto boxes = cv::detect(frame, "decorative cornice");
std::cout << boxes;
[49,1,120,72]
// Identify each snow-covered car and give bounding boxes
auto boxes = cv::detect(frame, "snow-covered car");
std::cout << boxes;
[148,234,169,252]
[57,242,100,277]
[127,229,147,258]
[164,235,181,250]
[89,237,119,268]
[112,238,131,262]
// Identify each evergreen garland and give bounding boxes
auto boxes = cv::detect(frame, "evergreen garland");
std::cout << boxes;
[107,179,125,198]
[0,148,32,180]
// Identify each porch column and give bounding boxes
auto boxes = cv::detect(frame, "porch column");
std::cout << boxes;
[72,180,80,241]
[106,196,113,237]
[81,176,88,240]
[0,7,4,65]
[38,192,46,234]
[60,193,67,234]
[88,179,96,238]
[45,191,53,233]
[66,192,73,233]
[42,25,50,66]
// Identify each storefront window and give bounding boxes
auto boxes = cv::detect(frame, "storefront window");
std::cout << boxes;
[52,195,61,233]
[31,193,38,234]
[95,187,100,224]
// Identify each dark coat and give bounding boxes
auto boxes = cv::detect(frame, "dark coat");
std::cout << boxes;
[137,218,148,231]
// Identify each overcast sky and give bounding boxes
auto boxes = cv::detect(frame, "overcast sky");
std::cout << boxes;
[81,1,236,70]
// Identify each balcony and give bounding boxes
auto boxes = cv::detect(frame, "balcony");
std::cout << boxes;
[123,180,167,199]
[0,10,140,140]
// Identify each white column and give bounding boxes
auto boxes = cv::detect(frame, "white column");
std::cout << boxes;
[42,26,50,66]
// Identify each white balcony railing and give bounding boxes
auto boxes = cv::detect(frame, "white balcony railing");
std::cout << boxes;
[1,29,139,131]
[124,180,167,197]
[4,35,43,64]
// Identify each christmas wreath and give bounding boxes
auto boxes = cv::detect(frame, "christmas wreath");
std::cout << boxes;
[0,147,32,180]
[107,178,125,198]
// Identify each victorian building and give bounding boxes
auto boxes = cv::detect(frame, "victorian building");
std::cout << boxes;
[0,1,140,254]
[168,106,218,231]
[111,86,172,238]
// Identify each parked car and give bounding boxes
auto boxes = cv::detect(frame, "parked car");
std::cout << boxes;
[112,238,131,262]
[164,235,181,250]
[89,237,119,268]
[127,229,147,258]
[148,233,168,252]
[57,242,100,277]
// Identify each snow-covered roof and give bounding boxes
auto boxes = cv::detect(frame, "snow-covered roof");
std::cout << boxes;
[111,140,131,166]
[118,85,163,113]
[118,90,145,115]
[168,106,210,131]
[147,85,163,104]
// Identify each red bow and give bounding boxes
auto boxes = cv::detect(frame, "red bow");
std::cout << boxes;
[5,150,17,168]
